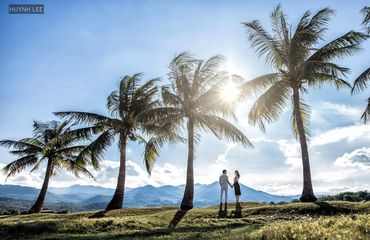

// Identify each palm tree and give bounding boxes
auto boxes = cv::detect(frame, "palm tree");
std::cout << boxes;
[55,74,182,210]
[352,6,370,122]
[242,5,367,202]
[140,53,253,210]
[0,120,95,213]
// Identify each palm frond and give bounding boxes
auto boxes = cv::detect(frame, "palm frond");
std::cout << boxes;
[141,123,186,175]
[141,137,160,175]
[29,157,46,173]
[290,8,335,63]
[361,97,370,123]
[107,90,119,116]
[66,125,104,140]
[243,20,283,67]
[270,4,289,46]
[307,72,351,89]
[239,73,281,99]
[54,111,110,124]
[56,158,95,179]
[196,55,225,89]
[75,130,115,169]
[361,6,370,27]
[305,7,334,37]
[137,107,184,124]
[352,67,370,94]
[168,52,194,97]
[309,31,368,62]
[161,85,183,107]
[291,99,311,140]
[248,81,291,132]
[0,139,43,151]
[303,61,350,86]
[2,155,39,180]
[193,114,253,148]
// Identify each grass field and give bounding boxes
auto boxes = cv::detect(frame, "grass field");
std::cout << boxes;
[0,201,369,240]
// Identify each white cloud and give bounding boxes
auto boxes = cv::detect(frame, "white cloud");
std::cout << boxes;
[0,160,186,189]
[311,124,370,146]
[314,102,363,120]
[335,147,370,170]
[276,139,301,168]
[0,163,43,188]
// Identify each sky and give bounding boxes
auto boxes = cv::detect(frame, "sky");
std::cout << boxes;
[0,0,369,196]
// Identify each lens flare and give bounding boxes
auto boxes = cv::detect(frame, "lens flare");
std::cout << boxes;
[219,81,240,103]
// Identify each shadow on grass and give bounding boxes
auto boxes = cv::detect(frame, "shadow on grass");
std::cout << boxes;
[89,210,108,219]
[313,201,353,215]
[230,202,243,218]
[218,203,228,218]
[168,210,189,228]
[121,222,249,239]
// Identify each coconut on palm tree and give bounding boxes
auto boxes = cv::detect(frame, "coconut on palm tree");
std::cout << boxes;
[0,120,95,213]
[140,53,253,210]
[352,6,370,122]
[55,74,182,210]
[242,5,368,202]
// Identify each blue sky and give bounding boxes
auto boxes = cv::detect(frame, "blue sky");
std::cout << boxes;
[0,0,369,195]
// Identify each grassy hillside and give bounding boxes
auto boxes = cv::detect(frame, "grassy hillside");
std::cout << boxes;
[0,201,369,240]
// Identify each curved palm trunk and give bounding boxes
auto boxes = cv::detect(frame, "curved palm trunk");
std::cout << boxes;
[293,88,317,202]
[28,158,53,214]
[106,135,127,210]
[181,119,194,210]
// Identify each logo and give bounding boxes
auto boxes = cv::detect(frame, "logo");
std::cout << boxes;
[9,4,44,14]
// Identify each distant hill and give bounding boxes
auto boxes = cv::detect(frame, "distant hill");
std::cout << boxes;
[0,182,293,211]
[49,185,116,197]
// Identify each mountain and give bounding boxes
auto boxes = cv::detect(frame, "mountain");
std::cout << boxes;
[49,185,115,197]
[0,184,70,202]
[0,183,294,211]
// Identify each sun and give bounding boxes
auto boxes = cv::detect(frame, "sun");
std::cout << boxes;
[219,81,240,103]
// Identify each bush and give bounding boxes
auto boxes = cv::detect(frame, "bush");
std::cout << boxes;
[9,208,19,215]
[319,191,370,202]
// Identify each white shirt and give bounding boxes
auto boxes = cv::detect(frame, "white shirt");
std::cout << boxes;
[219,174,229,187]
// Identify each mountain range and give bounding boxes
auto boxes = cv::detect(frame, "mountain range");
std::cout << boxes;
[0,183,294,211]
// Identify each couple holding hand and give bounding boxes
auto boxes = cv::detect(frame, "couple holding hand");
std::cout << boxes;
[219,169,241,205]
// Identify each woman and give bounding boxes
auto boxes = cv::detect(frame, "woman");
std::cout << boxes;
[233,170,241,203]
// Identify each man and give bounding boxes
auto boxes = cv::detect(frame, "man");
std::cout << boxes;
[219,169,232,205]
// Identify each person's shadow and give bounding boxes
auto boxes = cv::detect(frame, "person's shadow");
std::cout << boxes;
[230,202,242,218]
[218,203,228,218]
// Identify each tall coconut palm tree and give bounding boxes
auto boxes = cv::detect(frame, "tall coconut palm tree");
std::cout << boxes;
[242,5,367,202]
[0,120,95,213]
[55,74,182,210]
[352,6,370,122]
[140,53,253,210]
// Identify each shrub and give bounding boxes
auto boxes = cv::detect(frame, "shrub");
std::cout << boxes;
[9,208,19,215]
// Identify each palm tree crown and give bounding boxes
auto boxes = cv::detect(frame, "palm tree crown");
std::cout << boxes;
[55,73,182,210]
[242,5,367,202]
[0,120,94,213]
[141,52,253,209]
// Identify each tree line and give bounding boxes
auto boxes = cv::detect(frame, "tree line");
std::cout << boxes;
[1,5,369,213]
